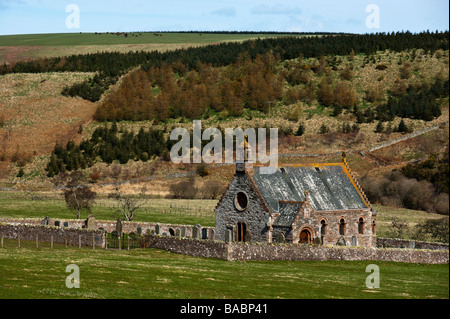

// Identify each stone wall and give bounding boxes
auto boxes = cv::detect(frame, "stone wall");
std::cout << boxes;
[215,171,271,242]
[227,242,449,264]
[143,234,449,264]
[144,235,228,260]
[0,223,106,248]
[377,237,449,251]
[0,217,215,240]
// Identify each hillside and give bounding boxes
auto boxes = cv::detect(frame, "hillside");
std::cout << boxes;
[0,32,448,218]
[0,32,312,65]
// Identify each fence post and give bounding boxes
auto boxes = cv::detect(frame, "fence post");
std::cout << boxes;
[51,235,53,249]
[17,236,20,248]
[36,234,39,248]
[105,233,108,250]
[118,236,121,250]
[127,237,130,250]
[79,235,82,249]
[92,235,95,250]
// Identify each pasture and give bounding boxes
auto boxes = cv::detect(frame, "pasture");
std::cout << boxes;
[0,191,448,299]
[0,238,448,299]
[0,32,303,64]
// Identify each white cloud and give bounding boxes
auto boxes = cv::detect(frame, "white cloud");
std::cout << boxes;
[211,7,236,17]
[251,4,302,16]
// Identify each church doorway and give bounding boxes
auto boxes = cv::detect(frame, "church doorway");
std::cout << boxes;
[299,228,312,244]
[236,222,247,242]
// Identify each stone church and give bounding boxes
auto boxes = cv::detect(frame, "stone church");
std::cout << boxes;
[215,154,377,247]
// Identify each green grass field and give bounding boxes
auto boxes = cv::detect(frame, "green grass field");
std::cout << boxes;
[0,238,448,299]
[0,191,216,226]
[0,32,302,46]
[0,32,309,66]
[0,191,448,299]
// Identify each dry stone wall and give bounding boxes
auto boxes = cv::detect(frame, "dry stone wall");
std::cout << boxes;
[143,234,449,264]
[0,223,106,248]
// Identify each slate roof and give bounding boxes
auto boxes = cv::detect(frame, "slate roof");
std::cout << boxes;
[252,164,368,213]
[274,201,303,227]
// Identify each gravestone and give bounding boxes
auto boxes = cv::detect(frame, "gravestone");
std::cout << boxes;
[276,233,285,243]
[86,215,96,230]
[175,229,181,238]
[137,226,142,236]
[63,222,69,228]
[169,228,175,236]
[54,221,60,227]
[336,236,346,246]
[116,219,123,235]
[202,228,208,240]
[192,225,201,240]
[409,241,416,249]
[313,237,322,245]
[155,224,160,235]
[209,229,215,241]
[351,236,358,247]
[41,216,49,226]
[244,229,252,242]
[225,229,233,243]
[180,226,187,238]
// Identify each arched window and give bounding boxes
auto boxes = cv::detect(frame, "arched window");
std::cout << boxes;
[320,219,327,244]
[339,219,346,236]
[320,220,327,236]
[358,218,365,234]
[236,222,247,242]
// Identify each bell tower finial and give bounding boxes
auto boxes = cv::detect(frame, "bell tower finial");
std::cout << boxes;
[342,152,347,164]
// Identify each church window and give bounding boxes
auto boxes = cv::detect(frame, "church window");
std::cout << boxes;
[358,218,365,234]
[235,191,249,211]
[339,218,346,235]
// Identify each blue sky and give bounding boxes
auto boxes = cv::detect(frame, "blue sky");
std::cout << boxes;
[0,0,448,35]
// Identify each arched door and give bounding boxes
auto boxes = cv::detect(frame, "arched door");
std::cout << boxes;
[299,228,312,244]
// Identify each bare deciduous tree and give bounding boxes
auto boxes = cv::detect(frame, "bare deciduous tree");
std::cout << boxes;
[111,186,148,221]
[53,170,96,219]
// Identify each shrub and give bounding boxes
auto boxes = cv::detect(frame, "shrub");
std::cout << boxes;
[296,123,306,136]
[319,124,330,134]
[414,217,449,243]
[396,119,410,133]
[169,180,198,199]
[334,81,357,109]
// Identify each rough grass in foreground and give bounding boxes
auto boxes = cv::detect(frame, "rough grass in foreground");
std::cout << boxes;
[0,239,448,299]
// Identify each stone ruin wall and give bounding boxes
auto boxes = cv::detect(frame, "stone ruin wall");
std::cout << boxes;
[0,223,106,248]
[0,218,447,264]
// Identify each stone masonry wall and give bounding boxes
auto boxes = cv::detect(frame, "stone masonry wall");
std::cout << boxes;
[0,217,215,240]
[215,172,271,242]
[0,223,106,248]
[377,237,449,251]
[143,234,449,264]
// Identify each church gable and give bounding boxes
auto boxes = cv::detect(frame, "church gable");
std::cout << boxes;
[214,171,271,242]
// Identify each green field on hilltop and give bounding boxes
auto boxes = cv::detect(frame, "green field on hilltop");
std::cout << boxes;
[0,32,304,46]
[0,239,448,299]
[0,32,313,64]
